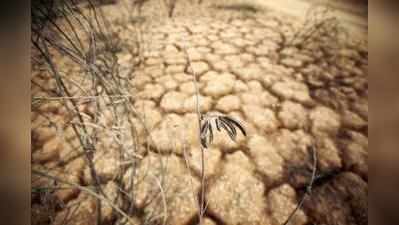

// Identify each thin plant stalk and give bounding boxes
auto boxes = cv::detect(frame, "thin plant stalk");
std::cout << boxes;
[174,37,206,224]
[32,169,137,225]
[282,145,317,225]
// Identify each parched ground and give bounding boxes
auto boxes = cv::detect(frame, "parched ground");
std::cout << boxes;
[31,1,368,225]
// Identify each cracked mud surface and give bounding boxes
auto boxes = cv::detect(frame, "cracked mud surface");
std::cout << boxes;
[31,1,368,225]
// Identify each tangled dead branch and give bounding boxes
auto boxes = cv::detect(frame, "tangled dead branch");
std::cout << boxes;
[31,1,168,224]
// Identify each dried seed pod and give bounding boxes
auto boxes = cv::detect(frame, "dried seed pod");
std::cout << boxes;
[208,121,214,145]
[200,120,209,137]
[201,135,208,148]
[221,116,246,136]
[215,118,221,131]
[219,117,237,137]
[219,119,236,141]
[200,120,210,148]
[199,114,247,148]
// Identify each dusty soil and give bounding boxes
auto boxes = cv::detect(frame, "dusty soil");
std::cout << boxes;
[31,0,368,225]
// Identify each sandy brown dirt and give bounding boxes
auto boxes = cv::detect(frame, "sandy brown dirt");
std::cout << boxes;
[31,0,367,225]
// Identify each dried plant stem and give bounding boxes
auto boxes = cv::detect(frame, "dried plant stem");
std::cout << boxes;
[190,52,206,225]
[149,174,168,225]
[31,1,158,224]
[190,57,206,225]
[32,38,105,224]
[282,145,317,225]
[33,94,132,101]
[175,36,206,224]
[32,169,137,225]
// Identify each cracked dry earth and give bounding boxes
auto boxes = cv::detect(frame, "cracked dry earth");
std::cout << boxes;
[31,2,368,225]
